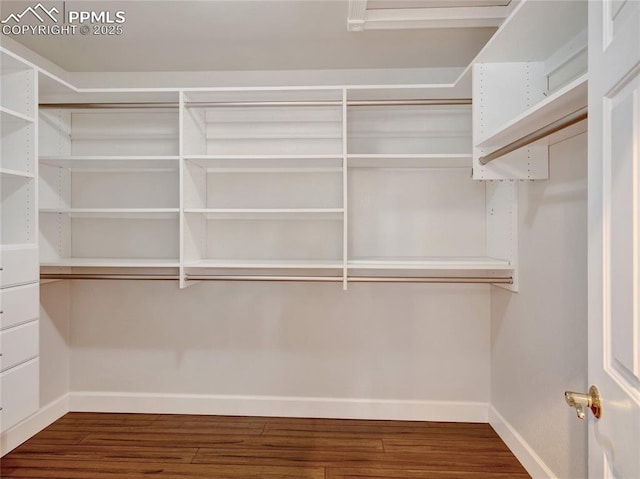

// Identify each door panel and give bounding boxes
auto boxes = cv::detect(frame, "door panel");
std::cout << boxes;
[589,0,640,477]
[606,73,640,388]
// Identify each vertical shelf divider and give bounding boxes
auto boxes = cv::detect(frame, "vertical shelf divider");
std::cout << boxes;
[179,91,187,288]
[342,88,348,290]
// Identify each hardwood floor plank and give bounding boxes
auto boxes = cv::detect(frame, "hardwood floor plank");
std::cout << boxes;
[191,447,527,473]
[79,432,383,452]
[80,432,269,448]
[326,467,531,479]
[59,412,161,422]
[1,459,325,478]
[263,422,497,440]
[382,437,512,453]
[8,444,199,464]
[23,429,89,446]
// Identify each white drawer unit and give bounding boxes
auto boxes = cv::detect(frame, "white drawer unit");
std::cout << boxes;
[0,283,39,331]
[0,51,40,438]
[0,321,38,372]
[0,358,39,432]
[0,245,39,289]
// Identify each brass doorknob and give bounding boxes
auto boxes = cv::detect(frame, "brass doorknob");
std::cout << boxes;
[564,385,601,419]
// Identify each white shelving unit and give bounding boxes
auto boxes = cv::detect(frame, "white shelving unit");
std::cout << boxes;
[38,100,180,269]
[0,51,40,433]
[181,89,346,282]
[471,0,588,180]
[33,84,518,288]
[345,89,515,285]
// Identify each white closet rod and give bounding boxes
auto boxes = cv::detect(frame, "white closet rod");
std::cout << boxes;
[478,106,588,165]
[38,99,472,109]
[40,273,511,284]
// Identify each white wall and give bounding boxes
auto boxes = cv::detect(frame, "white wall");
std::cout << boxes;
[490,133,588,478]
[39,280,70,407]
[69,280,490,419]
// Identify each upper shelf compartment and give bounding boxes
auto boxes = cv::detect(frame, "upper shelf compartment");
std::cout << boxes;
[182,89,344,157]
[476,73,587,150]
[347,87,472,157]
[471,0,588,180]
[1,52,35,122]
[39,91,180,158]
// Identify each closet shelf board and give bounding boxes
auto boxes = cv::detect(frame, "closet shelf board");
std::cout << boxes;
[184,208,344,220]
[0,168,34,179]
[347,154,472,168]
[476,74,587,149]
[39,208,180,219]
[184,259,344,269]
[40,258,180,268]
[348,257,512,270]
[0,106,34,123]
[39,156,180,170]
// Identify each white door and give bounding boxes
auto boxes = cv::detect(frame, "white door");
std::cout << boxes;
[588,0,640,477]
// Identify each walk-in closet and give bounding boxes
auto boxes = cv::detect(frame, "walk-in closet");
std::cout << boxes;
[1,1,639,477]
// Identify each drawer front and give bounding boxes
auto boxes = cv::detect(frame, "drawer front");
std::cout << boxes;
[0,321,38,372]
[0,359,39,432]
[0,246,39,289]
[0,283,39,330]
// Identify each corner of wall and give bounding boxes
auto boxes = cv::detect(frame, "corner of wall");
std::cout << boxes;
[1,393,69,456]
[489,405,557,479]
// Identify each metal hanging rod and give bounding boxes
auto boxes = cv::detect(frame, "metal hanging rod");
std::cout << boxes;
[40,273,179,281]
[187,275,511,284]
[186,99,472,108]
[39,99,471,110]
[40,273,511,284]
[39,102,179,109]
[478,106,588,165]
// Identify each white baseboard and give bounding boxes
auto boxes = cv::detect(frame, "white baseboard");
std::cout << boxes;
[70,391,489,423]
[489,406,557,479]
[1,394,70,456]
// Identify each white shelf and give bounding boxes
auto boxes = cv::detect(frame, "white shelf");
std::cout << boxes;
[476,74,588,150]
[184,155,343,170]
[40,208,180,219]
[40,258,180,268]
[185,208,344,220]
[0,106,34,123]
[472,0,587,64]
[348,257,513,271]
[203,167,343,173]
[0,243,38,252]
[347,154,472,168]
[0,168,34,179]
[184,154,343,161]
[40,156,180,170]
[184,259,343,269]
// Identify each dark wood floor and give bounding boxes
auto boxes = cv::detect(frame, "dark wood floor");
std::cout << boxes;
[1,413,530,478]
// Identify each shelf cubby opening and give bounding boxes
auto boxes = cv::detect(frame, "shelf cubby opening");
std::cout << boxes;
[1,121,35,175]
[1,52,35,120]
[347,167,509,269]
[347,104,472,155]
[183,213,343,267]
[39,214,179,266]
[1,176,35,246]
[184,160,343,210]
[182,89,344,156]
